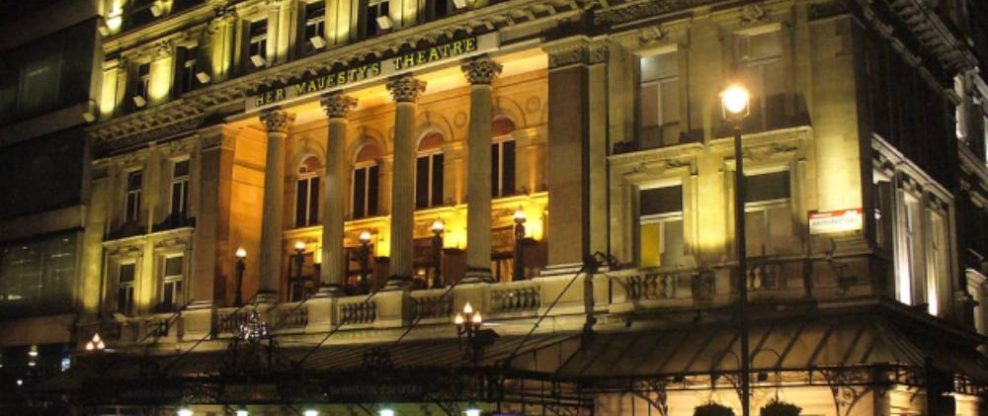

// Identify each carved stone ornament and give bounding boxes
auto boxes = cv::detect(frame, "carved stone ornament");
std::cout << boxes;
[594,0,718,26]
[154,40,173,60]
[320,93,358,119]
[386,75,427,103]
[740,4,767,26]
[462,56,503,85]
[546,41,608,68]
[260,109,293,133]
[639,26,665,46]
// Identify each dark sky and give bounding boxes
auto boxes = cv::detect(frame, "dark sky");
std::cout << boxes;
[0,0,66,26]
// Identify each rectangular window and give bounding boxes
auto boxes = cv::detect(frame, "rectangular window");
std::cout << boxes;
[0,234,76,315]
[352,164,379,219]
[133,62,151,108]
[161,255,184,310]
[248,19,268,68]
[178,46,199,94]
[126,170,143,224]
[432,0,452,19]
[927,211,949,315]
[492,140,516,198]
[295,175,320,227]
[19,54,62,114]
[366,0,390,37]
[170,160,190,217]
[117,263,136,315]
[639,185,685,268]
[415,152,444,209]
[302,1,326,54]
[639,51,680,149]
[744,171,794,256]
[738,29,786,131]
[897,195,923,305]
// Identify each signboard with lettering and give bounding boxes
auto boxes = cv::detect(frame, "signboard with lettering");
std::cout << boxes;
[246,33,499,112]
[809,208,863,234]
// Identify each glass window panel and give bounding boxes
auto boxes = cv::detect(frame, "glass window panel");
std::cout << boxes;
[502,140,516,196]
[19,54,61,113]
[640,83,660,127]
[640,186,683,216]
[127,171,143,190]
[432,153,444,206]
[491,141,500,197]
[309,177,320,225]
[640,52,677,82]
[745,210,768,256]
[639,222,661,268]
[119,263,135,283]
[164,256,183,276]
[661,219,685,267]
[296,179,308,227]
[368,165,379,216]
[745,171,790,202]
[416,156,430,209]
[746,31,782,60]
[353,167,367,218]
[661,79,680,124]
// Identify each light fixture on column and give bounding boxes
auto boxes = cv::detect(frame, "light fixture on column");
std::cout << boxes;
[378,407,395,416]
[177,407,193,416]
[84,333,106,352]
[235,247,247,307]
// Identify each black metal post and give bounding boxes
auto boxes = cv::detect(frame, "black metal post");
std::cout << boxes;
[235,257,245,307]
[432,231,444,288]
[513,221,526,281]
[359,241,371,294]
[294,248,304,301]
[733,124,751,416]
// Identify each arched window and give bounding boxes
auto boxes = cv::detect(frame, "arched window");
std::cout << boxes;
[415,132,444,209]
[295,156,321,228]
[352,145,380,219]
[491,118,516,198]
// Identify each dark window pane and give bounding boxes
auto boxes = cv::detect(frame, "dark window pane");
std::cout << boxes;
[502,141,515,196]
[640,186,683,216]
[353,168,366,219]
[368,165,379,215]
[309,177,320,225]
[119,264,135,283]
[127,171,142,190]
[745,171,790,202]
[165,256,183,275]
[171,182,184,215]
[296,179,308,227]
[416,156,430,209]
[491,141,500,197]
[432,153,444,206]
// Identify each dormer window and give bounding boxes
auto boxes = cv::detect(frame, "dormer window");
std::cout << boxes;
[366,0,391,37]
[302,1,327,53]
[132,62,150,108]
[248,19,268,68]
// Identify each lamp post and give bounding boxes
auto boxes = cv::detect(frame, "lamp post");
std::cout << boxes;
[722,84,751,416]
[358,231,372,294]
[84,333,106,352]
[454,302,484,361]
[235,247,246,307]
[512,209,526,281]
[431,220,445,288]
[293,241,305,301]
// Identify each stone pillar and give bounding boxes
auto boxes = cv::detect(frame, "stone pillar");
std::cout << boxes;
[258,109,294,302]
[189,125,237,308]
[461,56,502,283]
[318,92,357,295]
[542,38,609,274]
[385,75,426,286]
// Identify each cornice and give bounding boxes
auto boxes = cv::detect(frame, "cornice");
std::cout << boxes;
[592,0,719,27]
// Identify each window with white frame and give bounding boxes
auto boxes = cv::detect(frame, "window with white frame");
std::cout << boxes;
[170,159,190,217]
[737,28,786,131]
[927,209,950,315]
[125,170,143,224]
[133,62,151,107]
[247,19,268,68]
[415,151,444,209]
[177,45,199,94]
[352,161,379,219]
[302,1,326,54]
[638,50,680,149]
[744,171,796,257]
[365,0,390,37]
[117,262,136,315]
[639,185,685,268]
[295,156,321,227]
[19,54,62,114]
[160,255,184,310]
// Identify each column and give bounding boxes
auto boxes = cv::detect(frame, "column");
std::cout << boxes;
[189,125,237,308]
[385,75,426,286]
[461,56,502,283]
[318,92,358,295]
[258,109,294,302]
[542,38,609,272]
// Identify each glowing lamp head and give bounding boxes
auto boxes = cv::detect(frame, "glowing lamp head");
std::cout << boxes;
[177,407,193,416]
[465,404,481,416]
[431,219,445,234]
[294,241,306,252]
[359,231,372,244]
[462,302,474,315]
[513,209,526,223]
[471,311,483,325]
[379,408,395,416]
[236,410,249,416]
[235,247,247,259]
[721,84,750,117]
[454,313,465,326]
[303,410,319,416]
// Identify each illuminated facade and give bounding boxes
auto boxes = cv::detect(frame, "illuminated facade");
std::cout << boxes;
[2,0,988,415]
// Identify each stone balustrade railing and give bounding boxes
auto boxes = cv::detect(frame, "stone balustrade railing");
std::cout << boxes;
[490,282,541,314]
[410,289,453,321]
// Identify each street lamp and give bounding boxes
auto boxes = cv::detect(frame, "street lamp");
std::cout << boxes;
[431,219,445,288]
[303,410,319,416]
[722,83,751,416]
[358,231,372,294]
[293,241,306,301]
[177,407,193,416]
[379,407,395,416]
[513,209,526,281]
[464,403,481,416]
[84,333,105,352]
[235,247,247,307]
[235,406,249,416]
[455,302,492,362]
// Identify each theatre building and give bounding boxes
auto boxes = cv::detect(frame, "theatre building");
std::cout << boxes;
[5,0,988,415]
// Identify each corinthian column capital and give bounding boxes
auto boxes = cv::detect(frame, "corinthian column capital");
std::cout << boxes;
[386,75,427,103]
[259,109,294,133]
[462,56,503,85]
[320,93,358,119]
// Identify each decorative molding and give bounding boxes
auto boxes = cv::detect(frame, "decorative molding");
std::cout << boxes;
[739,4,767,26]
[593,0,716,26]
[320,93,359,119]
[544,38,609,69]
[461,56,503,85]
[153,40,173,60]
[638,26,665,47]
[808,1,849,20]
[260,109,294,133]
[386,75,427,103]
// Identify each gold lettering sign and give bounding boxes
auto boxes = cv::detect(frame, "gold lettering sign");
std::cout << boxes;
[247,35,493,111]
